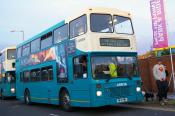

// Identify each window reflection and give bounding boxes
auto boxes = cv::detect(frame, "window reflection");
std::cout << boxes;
[90,14,113,33]
[91,56,138,79]
[70,15,87,38]
[54,24,68,43]
[113,16,133,34]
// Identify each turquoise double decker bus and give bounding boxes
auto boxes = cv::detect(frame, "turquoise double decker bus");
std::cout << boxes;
[0,46,16,99]
[16,8,143,111]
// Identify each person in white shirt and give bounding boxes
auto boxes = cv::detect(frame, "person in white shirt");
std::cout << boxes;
[153,61,166,105]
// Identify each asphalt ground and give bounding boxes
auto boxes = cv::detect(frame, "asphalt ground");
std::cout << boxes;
[0,99,175,116]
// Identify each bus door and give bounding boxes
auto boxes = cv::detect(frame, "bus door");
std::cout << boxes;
[40,66,54,103]
[7,71,16,88]
[71,55,90,103]
[0,73,6,94]
[1,73,9,96]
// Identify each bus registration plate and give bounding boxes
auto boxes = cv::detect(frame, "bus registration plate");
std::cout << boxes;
[117,98,128,103]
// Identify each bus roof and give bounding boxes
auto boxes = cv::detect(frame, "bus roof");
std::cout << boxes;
[17,7,132,48]
[0,46,16,53]
[17,20,65,48]
[66,7,131,23]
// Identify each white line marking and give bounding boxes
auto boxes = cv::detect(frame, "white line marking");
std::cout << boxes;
[11,105,19,109]
[49,114,59,116]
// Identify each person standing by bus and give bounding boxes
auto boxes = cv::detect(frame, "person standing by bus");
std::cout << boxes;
[153,61,166,105]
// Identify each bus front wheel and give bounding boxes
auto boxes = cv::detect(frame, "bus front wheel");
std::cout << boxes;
[24,90,31,105]
[60,90,72,111]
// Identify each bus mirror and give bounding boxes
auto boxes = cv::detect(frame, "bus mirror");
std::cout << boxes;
[12,63,16,68]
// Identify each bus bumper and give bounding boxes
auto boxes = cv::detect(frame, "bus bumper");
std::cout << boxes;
[2,89,16,97]
[91,93,143,107]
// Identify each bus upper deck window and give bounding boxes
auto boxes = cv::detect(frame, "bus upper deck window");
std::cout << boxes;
[54,24,68,44]
[70,15,87,38]
[41,32,53,49]
[90,13,113,33]
[113,16,133,34]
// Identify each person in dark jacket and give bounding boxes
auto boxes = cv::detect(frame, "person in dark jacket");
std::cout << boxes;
[164,65,169,101]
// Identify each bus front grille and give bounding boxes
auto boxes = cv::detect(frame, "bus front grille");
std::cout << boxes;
[106,86,135,97]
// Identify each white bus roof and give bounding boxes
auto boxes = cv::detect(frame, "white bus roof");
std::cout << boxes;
[0,46,16,53]
[66,7,132,23]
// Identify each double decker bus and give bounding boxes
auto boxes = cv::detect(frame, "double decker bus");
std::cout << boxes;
[16,8,143,111]
[0,46,16,99]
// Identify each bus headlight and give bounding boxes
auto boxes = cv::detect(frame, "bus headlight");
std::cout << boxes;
[96,91,102,96]
[11,88,15,93]
[136,87,141,92]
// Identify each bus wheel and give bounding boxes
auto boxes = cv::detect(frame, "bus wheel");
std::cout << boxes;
[24,90,31,105]
[60,90,72,111]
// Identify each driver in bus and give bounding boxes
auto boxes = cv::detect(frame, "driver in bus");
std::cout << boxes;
[108,58,118,78]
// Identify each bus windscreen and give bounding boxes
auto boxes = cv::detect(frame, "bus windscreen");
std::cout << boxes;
[91,56,138,79]
[7,49,16,60]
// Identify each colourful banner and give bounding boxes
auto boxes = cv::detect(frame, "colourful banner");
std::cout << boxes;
[150,0,168,48]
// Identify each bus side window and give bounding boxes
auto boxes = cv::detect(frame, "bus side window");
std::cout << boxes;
[41,66,53,81]
[41,69,48,81]
[31,70,35,82]
[57,64,68,83]
[7,72,15,83]
[36,70,41,81]
[31,69,40,82]
[70,15,87,38]
[48,67,53,81]
[23,71,30,82]
[73,55,87,79]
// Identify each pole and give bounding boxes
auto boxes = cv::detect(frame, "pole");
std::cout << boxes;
[21,31,24,41]
[170,48,175,90]
[163,0,175,91]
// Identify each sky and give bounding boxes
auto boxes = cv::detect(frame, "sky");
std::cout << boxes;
[0,0,175,54]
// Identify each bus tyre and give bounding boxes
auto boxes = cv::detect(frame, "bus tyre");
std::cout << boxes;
[60,90,72,111]
[24,90,31,105]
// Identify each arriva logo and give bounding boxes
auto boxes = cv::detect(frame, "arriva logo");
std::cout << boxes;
[116,83,127,87]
